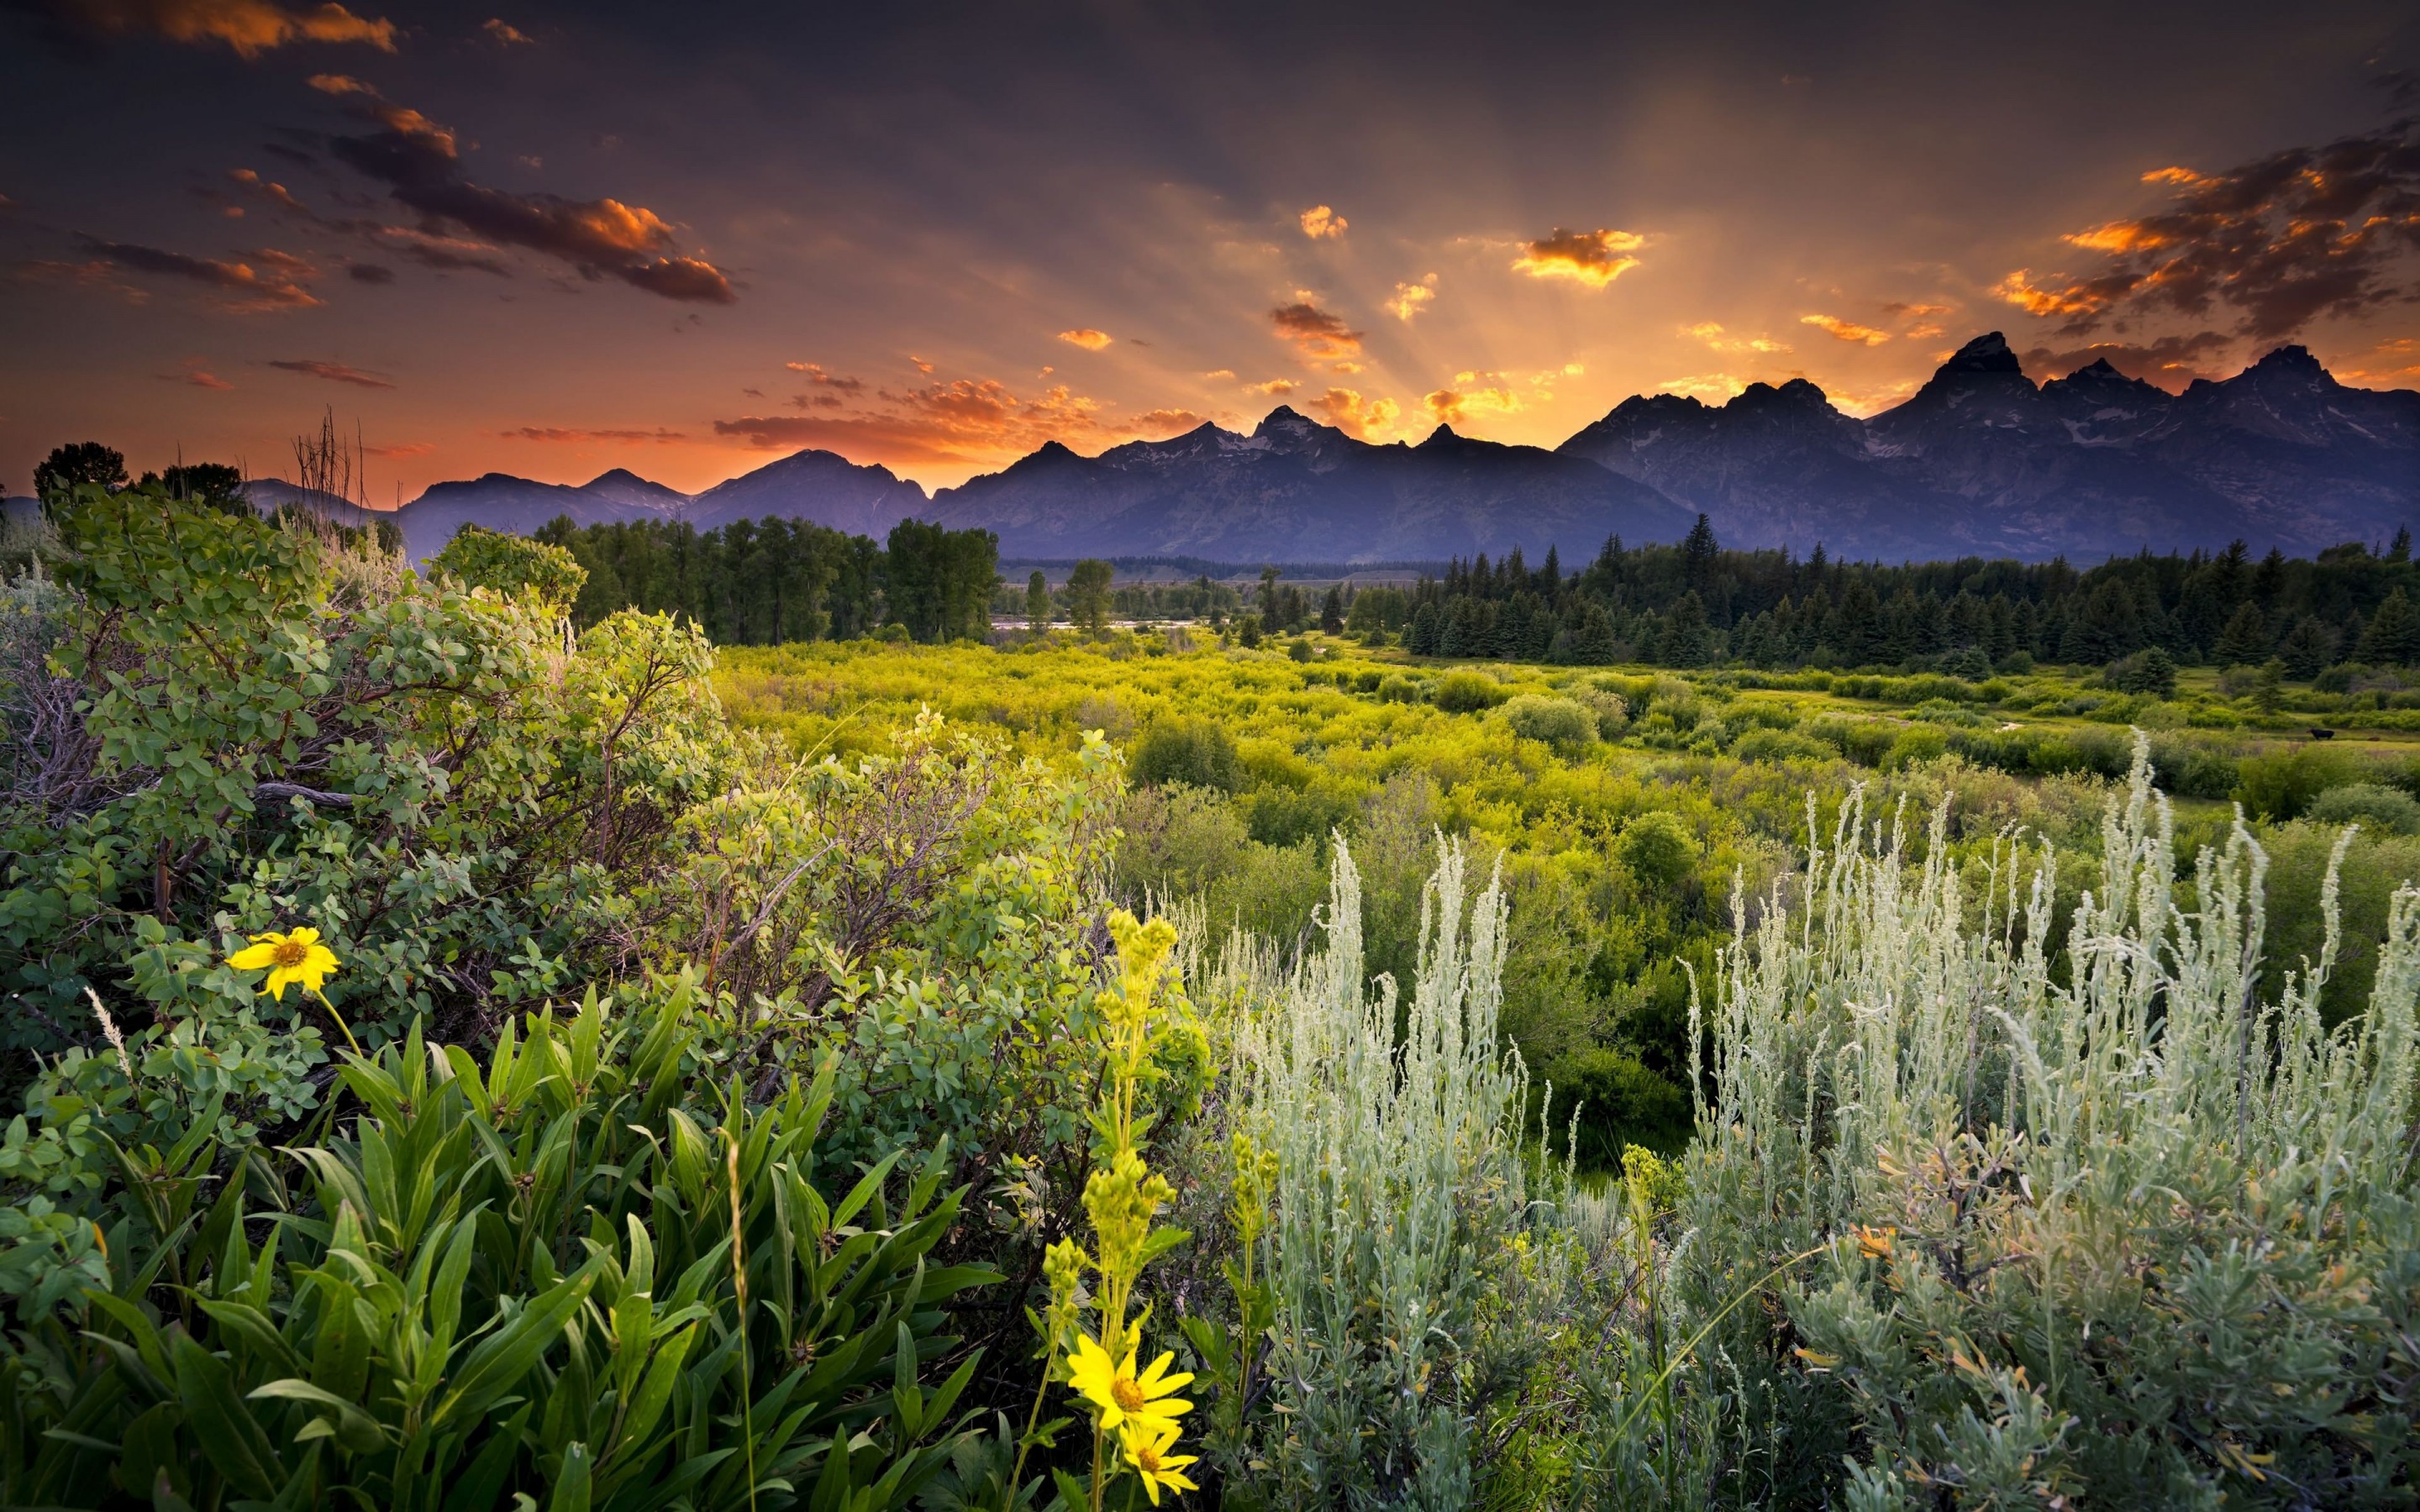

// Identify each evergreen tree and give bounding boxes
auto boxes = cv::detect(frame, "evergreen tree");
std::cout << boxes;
[2358,588,2420,665]
[2277,615,2338,679]
[2213,601,2272,666]
[1682,513,1718,592]
[1320,585,1344,633]
[1026,570,1052,633]
[1066,559,1115,635]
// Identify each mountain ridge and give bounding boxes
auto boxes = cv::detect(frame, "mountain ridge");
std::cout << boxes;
[247,335,2417,565]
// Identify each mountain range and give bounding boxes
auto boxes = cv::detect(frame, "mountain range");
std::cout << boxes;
[213,334,2416,566]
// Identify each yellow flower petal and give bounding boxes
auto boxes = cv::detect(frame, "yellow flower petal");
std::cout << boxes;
[227,942,280,970]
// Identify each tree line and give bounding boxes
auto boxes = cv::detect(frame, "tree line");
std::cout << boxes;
[1386,515,2420,675]
[533,513,999,644]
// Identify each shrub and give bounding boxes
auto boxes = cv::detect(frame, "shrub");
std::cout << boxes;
[427,522,587,612]
[3,486,732,1062]
[1433,669,1507,713]
[1376,673,1423,703]
[2307,780,2420,835]
[1500,693,1599,752]
[1229,838,1541,1507]
[1681,741,2420,1508]
[1555,1046,1690,1166]
[2104,645,2179,697]
[2233,744,2362,820]
[1728,727,1833,764]
[1617,811,1697,889]
[1129,715,1242,791]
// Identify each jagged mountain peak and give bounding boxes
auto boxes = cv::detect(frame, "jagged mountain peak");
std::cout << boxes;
[1940,331,2023,375]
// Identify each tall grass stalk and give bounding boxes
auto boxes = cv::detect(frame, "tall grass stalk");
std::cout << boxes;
[1235,833,1532,1509]
[1681,734,2420,1507]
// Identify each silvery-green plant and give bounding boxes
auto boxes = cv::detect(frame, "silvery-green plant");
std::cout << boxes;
[1233,834,1535,1509]
[1678,735,2420,1509]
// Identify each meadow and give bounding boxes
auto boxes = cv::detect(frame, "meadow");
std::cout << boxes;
[3,490,2417,1510]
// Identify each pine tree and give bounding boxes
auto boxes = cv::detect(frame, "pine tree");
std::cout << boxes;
[2277,615,2337,679]
[2213,601,2272,666]
[1319,585,1345,633]
[2358,587,2420,665]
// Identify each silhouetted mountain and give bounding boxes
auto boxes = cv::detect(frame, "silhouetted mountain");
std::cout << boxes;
[919,408,1695,561]
[301,335,2412,570]
[685,449,925,536]
[1559,334,2418,559]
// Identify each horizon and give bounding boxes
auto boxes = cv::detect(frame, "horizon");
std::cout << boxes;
[3,2,2417,501]
[148,332,2399,510]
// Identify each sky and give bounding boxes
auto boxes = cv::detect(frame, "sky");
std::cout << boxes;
[3,0,2417,501]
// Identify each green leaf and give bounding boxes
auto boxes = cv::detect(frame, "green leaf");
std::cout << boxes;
[248,1378,388,1455]
[549,1441,592,1512]
[171,1332,283,1499]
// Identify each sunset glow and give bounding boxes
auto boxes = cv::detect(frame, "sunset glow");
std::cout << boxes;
[3,1,2415,496]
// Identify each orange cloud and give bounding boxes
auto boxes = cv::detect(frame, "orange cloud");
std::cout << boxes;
[1201,368,1235,380]
[1244,377,1298,395]
[1270,299,1363,359]
[73,235,318,310]
[2004,123,2420,339]
[364,439,434,455]
[159,358,232,388]
[1299,205,1347,239]
[1057,327,1113,350]
[1388,274,1437,321]
[1303,387,1399,439]
[1684,321,1791,354]
[481,17,531,43]
[713,372,1167,471]
[500,426,687,443]
[1511,228,1644,287]
[60,0,397,56]
[1800,314,1890,345]
[1132,408,1207,436]
[1990,269,2112,320]
[1881,301,1953,318]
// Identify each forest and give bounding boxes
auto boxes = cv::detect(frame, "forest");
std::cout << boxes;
[1,475,2417,1511]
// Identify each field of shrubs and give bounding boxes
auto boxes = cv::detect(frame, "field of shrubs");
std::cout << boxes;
[3,489,2417,1509]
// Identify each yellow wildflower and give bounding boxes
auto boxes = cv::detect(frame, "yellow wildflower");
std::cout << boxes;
[1854,1224,1897,1260]
[1119,1421,1200,1505]
[227,927,339,1001]
[1066,1333,1192,1438]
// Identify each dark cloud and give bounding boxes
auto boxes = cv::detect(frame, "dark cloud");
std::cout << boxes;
[1270,299,1362,358]
[1996,120,2420,341]
[323,87,736,303]
[783,361,863,392]
[2021,332,2234,391]
[267,357,392,386]
[72,234,318,308]
[1511,228,1644,286]
[25,0,395,56]
[347,260,394,282]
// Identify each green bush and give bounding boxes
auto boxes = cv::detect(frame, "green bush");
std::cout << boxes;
[1555,1047,1689,1165]
[1,486,731,1063]
[427,522,587,612]
[1617,811,1697,889]
[2233,744,2362,820]
[1500,694,1599,752]
[1433,669,1507,713]
[2307,781,2420,834]
[1129,715,1242,791]
[0,987,997,1510]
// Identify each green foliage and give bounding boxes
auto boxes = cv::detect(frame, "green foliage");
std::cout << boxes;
[428,522,588,612]
[1130,717,1241,792]
[1556,1046,1690,1165]
[1433,669,1507,713]
[1066,559,1114,636]
[2234,743,2361,820]
[1500,693,1598,752]
[883,517,997,642]
[3,485,735,1063]
[0,986,998,1510]
[2307,780,2420,835]
[1617,811,1697,890]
